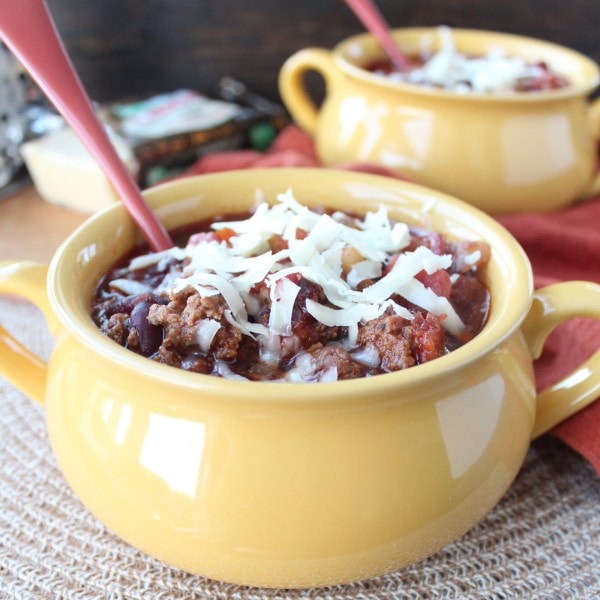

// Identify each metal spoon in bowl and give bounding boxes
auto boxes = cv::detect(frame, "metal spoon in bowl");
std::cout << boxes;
[0,0,173,251]
[343,0,412,71]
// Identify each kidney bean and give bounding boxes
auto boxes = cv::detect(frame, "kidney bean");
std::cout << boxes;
[180,352,214,374]
[450,276,490,336]
[130,298,164,357]
[126,294,168,356]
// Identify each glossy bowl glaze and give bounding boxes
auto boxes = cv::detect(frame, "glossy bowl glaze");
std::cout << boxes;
[279,28,600,214]
[1,169,600,588]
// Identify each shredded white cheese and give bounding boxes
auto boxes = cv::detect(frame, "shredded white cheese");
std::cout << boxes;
[347,259,382,288]
[351,346,381,368]
[258,333,283,365]
[464,250,482,266]
[269,277,301,336]
[128,247,187,270]
[108,278,151,296]
[380,26,557,93]
[196,319,221,353]
[362,246,451,304]
[123,189,468,349]
[215,360,249,381]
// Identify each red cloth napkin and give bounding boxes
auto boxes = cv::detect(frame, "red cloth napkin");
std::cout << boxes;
[180,125,600,474]
[497,202,600,474]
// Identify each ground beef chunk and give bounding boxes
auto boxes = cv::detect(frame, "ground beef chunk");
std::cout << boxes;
[357,311,445,370]
[148,290,243,367]
[155,345,214,374]
[291,278,342,348]
[358,313,416,372]
[106,313,128,345]
[148,302,201,349]
[211,325,244,361]
[307,345,367,380]
[177,289,228,324]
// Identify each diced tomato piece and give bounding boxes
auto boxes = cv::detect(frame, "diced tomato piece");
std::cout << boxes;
[412,312,445,364]
[416,269,452,298]
[214,228,236,245]
[408,232,447,255]
[187,228,236,246]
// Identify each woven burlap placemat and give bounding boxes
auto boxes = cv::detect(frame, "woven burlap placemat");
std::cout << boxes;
[0,297,598,599]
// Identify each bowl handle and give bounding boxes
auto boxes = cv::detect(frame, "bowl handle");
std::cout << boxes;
[278,48,339,136]
[582,97,600,199]
[0,260,54,405]
[521,280,600,438]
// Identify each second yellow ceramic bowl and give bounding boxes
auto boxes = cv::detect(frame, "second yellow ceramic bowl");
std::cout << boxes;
[279,28,600,214]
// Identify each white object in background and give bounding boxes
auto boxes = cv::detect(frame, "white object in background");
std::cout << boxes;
[20,125,138,213]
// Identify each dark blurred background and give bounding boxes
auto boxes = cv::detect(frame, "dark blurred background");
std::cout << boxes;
[45,0,600,104]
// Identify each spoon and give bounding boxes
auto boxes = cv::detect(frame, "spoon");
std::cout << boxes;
[344,0,412,71]
[0,0,173,251]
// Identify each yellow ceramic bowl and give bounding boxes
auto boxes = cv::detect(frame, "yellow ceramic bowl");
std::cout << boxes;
[1,169,600,589]
[279,28,600,214]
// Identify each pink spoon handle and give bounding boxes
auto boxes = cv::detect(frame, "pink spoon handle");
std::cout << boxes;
[0,0,173,251]
[344,0,411,71]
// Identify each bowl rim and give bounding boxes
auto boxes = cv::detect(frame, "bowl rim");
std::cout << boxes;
[332,26,600,102]
[47,168,534,404]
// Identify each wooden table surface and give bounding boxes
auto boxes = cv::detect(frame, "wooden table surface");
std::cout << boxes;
[0,186,88,263]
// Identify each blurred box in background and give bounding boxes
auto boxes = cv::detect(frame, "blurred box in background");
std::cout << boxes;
[0,42,27,189]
